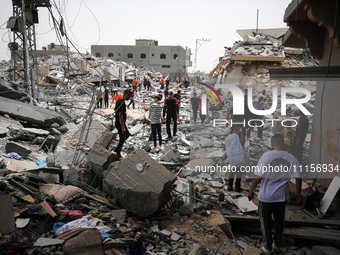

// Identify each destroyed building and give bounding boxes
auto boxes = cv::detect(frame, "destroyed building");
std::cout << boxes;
[91,39,192,76]
[270,0,340,186]
[0,0,340,254]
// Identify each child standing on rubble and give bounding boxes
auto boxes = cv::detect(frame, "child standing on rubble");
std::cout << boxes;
[143,94,164,152]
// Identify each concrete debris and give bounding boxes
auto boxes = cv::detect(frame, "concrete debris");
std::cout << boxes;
[0,96,65,127]
[311,246,340,255]
[0,27,335,255]
[103,149,176,217]
[49,119,113,168]
[5,141,32,159]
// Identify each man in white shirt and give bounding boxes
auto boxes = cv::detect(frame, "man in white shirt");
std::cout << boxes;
[248,134,301,254]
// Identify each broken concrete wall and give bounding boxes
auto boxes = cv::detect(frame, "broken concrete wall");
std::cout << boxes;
[49,119,114,168]
[103,149,176,218]
[0,78,28,100]
[0,96,65,127]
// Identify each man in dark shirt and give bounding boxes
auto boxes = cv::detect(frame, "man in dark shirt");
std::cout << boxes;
[291,110,309,163]
[164,86,169,99]
[191,92,200,123]
[163,91,179,139]
[174,90,181,113]
[114,89,132,158]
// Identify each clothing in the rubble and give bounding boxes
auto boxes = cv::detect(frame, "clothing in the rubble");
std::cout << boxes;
[114,90,132,157]
[95,85,103,109]
[104,86,110,108]
[250,134,301,252]
[291,111,309,163]
[225,125,246,191]
[3,152,23,160]
[191,93,200,123]
[56,215,103,236]
[252,95,265,139]
[163,92,179,139]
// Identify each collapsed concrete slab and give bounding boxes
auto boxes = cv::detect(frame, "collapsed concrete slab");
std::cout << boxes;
[0,78,28,100]
[103,149,176,218]
[86,143,120,182]
[0,96,65,127]
[49,119,114,168]
[5,141,32,159]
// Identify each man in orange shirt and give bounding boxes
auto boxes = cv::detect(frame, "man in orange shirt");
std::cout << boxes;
[132,78,138,92]
[110,89,122,108]
[160,77,165,89]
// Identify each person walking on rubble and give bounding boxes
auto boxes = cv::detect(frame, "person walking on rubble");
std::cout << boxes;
[291,110,309,164]
[127,88,135,109]
[103,85,110,108]
[174,90,181,113]
[110,81,115,94]
[225,124,247,192]
[163,91,179,139]
[164,85,169,99]
[138,77,142,93]
[248,134,301,255]
[143,77,147,90]
[95,84,103,108]
[113,89,132,158]
[160,76,165,89]
[132,78,138,92]
[143,94,164,152]
[110,89,122,108]
[146,79,151,91]
[191,92,200,123]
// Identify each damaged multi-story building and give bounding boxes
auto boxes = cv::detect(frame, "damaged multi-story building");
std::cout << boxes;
[269,0,340,185]
[91,39,192,75]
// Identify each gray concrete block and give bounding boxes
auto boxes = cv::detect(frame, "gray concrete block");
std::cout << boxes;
[161,144,180,162]
[200,138,214,147]
[311,246,340,255]
[5,141,32,158]
[0,96,65,127]
[110,209,127,222]
[52,119,113,167]
[103,149,176,218]
[0,194,15,234]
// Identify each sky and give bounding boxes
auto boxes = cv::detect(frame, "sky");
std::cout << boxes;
[0,0,291,73]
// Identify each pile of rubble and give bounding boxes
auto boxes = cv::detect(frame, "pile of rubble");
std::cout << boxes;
[0,39,340,254]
